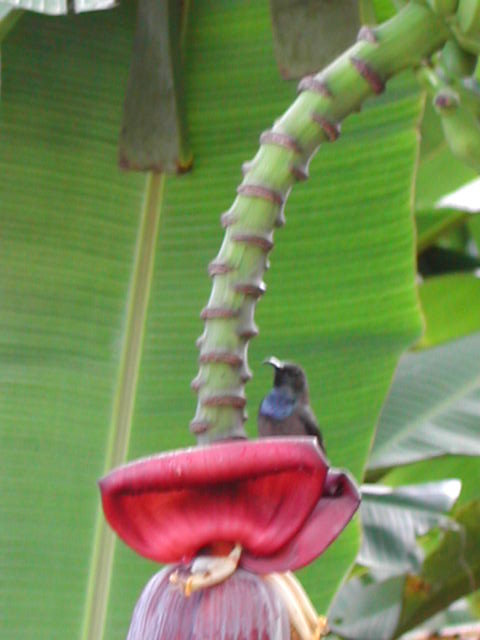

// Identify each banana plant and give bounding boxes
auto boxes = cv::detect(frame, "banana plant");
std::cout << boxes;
[2,1,480,640]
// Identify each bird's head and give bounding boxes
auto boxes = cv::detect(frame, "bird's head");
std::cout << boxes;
[263,357,309,400]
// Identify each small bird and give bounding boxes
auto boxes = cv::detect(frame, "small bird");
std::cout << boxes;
[258,357,325,452]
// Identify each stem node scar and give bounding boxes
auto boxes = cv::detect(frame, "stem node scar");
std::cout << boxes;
[260,130,304,154]
[357,25,378,44]
[350,57,385,94]
[297,75,332,97]
[237,183,285,206]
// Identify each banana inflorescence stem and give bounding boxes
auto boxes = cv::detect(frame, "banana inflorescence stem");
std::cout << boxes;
[191,2,449,444]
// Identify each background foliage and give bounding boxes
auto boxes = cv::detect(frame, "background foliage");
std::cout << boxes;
[1,1,479,639]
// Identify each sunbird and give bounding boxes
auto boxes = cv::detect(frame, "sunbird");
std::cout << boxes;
[258,357,325,453]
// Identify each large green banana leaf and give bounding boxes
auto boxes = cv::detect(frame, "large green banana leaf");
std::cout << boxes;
[330,491,480,640]
[367,332,480,475]
[371,286,480,509]
[357,480,461,579]
[384,455,480,515]
[0,4,20,37]
[1,3,425,639]
[0,8,145,640]
[395,500,480,637]
[330,574,406,640]
[416,274,480,349]
[470,214,480,249]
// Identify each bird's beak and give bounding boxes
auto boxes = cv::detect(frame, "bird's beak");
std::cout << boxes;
[263,356,284,370]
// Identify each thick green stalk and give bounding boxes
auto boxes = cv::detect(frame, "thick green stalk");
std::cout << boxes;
[191,2,449,444]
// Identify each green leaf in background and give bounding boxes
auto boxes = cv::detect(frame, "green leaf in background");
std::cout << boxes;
[0,4,21,40]
[358,481,461,579]
[383,456,480,503]
[330,501,480,639]
[367,332,480,476]
[118,0,192,173]
[382,444,480,522]
[416,273,480,349]
[469,213,480,250]
[0,6,146,640]
[269,0,360,79]
[402,595,479,637]
[329,574,406,640]
[415,207,473,253]
[395,500,480,637]
[1,2,425,639]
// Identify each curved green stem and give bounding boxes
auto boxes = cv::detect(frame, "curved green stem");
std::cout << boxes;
[191,2,449,444]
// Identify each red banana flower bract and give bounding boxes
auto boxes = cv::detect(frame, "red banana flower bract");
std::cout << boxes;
[99,437,360,573]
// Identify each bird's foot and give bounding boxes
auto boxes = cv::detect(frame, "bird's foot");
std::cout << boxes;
[314,616,329,639]
[169,543,242,597]
[264,571,329,640]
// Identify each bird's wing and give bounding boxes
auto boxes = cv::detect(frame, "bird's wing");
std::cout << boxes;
[298,404,325,452]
